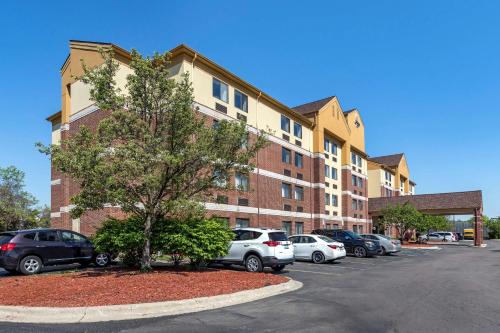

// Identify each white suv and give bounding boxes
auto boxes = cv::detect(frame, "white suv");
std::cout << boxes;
[215,228,294,272]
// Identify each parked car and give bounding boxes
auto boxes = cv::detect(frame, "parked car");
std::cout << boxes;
[0,228,110,275]
[361,234,401,255]
[419,232,454,242]
[288,234,346,263]
[312,229,380,257]
[214,228,294,272]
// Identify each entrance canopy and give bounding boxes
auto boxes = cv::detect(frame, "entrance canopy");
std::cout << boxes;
[369,191,483,246]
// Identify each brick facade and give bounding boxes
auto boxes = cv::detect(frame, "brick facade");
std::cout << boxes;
[51,106,374,236]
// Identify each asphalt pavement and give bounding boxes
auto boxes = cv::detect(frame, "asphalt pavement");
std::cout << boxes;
[2,241,500,332]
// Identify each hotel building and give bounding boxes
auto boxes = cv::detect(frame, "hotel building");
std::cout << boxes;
[48,40,371,236]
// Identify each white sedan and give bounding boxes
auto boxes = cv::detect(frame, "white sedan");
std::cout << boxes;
[289,234,346,264]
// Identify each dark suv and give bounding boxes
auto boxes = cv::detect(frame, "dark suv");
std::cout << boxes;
[0,228,110,275]
[312,229,380,257]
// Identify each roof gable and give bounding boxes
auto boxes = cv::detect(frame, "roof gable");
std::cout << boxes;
[292,96,336,116]
[369,153,404,167]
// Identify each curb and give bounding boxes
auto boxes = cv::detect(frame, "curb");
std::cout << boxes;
[402,246,441,250]
[0,278,302,323]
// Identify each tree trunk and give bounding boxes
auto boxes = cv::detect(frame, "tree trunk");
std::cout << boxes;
[141,214,154,271]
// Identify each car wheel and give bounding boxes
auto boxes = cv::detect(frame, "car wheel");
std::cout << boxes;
[312,251,326,264]
[19,255,43,275]
[94,253,110,267]
[353,246,367,258]
[379,247,387,256]
[272,264,285,272]
[245,255,263,272]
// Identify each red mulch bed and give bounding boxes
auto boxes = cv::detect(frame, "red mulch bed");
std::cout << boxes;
[0,268,288,307]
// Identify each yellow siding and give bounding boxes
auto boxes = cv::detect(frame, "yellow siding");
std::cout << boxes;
[185,59,313,150]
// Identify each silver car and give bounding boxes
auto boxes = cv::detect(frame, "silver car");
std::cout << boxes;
[361,234,401,255]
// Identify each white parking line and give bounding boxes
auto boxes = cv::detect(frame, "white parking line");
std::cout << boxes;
[288,269,343,276]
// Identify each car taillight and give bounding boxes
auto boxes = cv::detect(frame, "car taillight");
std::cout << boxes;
[328,244,338,249]
[263,241,280,247]
[0,243,16,251]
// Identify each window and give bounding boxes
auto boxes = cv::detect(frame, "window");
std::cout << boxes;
[281,115,290,132]
[212,119,220,129]
[294,186,304,201]
[37,230,59,242]
[352,199,358,211]
[333,224,339,229]
[282,147,291,164]
[295,222,304,235]
[352,175,356,186]
[281,183,292,198]
[22,233,36,240]
[61,231,87,243]
[282,221,292,235]
[235,173,249,191]
[358,177,363,188]
[385,188,393,197]
[385,171,392,182]
[216,195,228,204]
[234,90,248,112]
[238,198,249,206]
[325,193,331,206]
[214,217,229,226]
[353,225,358,233]
[295,153,303,168]
[212,78,228,102]
[213,170,227,187]
[331,167,338,180]
[332,195,338,207]
[332,143,338,156]
[235,218,249,228]
[294,123,302,139]
[358,225,364,233]
[359,200,364,210]
[324,138,330,152]
[324,165,330,178]
[351,152,363,167]
[238,230,261,240]
[236,113,247,122]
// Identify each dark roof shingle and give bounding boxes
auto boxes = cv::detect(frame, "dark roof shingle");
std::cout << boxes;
[291,96,335,116]
[368,191,483,214]
[369,153,404,167]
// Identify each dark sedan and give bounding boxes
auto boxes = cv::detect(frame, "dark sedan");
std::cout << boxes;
[0,228,110,275]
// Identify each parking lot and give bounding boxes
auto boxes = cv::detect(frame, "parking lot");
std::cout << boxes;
[2,243,500,333]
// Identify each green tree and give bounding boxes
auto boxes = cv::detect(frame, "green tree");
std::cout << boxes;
[38,49,267,271]
[484,216,500,239]
[416,214,450,238]
[380,203,422,242]
[0,166,42,231]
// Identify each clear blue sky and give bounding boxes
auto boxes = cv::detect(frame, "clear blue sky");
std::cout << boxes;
[0,1,498,217]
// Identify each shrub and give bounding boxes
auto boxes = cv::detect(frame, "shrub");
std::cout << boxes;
[92,217,145,267]
[93,216,234,268]
[156,218,234,268]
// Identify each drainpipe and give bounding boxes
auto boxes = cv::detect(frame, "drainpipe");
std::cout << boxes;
[256,91,262,227]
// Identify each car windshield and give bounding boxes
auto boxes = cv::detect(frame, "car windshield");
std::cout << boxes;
[0,233,15,245]
[318,235,335,243]
[344,231,362,239]
[268,232,288,241]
